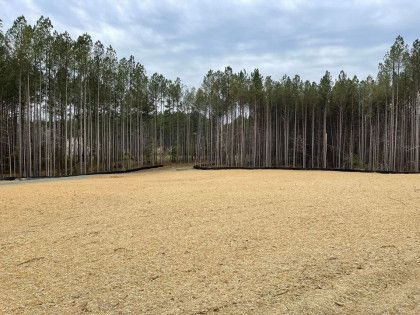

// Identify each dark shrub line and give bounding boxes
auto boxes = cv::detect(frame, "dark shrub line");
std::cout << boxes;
[193,165,419,174]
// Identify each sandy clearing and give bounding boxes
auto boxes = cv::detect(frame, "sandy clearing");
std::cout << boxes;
[0,167,419,314]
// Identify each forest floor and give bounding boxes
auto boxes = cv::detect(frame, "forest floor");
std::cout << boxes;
[1,166,419,314]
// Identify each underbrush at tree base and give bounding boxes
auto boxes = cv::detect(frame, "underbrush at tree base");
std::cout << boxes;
[193,164,420,174]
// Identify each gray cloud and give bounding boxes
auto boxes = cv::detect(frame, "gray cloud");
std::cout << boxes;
[2,0,420,86]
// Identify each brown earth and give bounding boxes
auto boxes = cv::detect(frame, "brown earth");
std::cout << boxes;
[0,166,419,314]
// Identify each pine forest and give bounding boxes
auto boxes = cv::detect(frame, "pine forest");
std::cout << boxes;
[1,16,420,178]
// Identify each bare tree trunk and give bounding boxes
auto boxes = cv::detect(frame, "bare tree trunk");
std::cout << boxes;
[415,92,419,172]
[338,105,342,168]
[311,106,315,168]
[18,70,23,177]
[292,103,297,167]
[26,73,32,177]
[253,101,257,167]
[96,78,100,171]
[323,103,327,168]
[84,81,87,174]
[7,116,12,177]
[303,102,307,168]
[265,100,271,166]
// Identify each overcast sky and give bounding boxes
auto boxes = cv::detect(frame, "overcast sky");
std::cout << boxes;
[2,0,420,87]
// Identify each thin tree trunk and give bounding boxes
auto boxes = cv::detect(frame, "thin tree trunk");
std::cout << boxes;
[323,103,327,168]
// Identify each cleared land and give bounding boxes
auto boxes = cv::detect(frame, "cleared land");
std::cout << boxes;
[0,167,419,314]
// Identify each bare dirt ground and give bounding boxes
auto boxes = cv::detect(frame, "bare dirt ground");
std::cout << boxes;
[1,167,419,314]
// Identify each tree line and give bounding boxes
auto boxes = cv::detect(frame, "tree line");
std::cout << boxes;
[0,16,419,178]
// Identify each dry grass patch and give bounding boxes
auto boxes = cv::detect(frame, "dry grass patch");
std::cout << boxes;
[1,167,419,314]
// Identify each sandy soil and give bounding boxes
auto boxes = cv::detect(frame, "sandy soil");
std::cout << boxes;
[1,167,419,314]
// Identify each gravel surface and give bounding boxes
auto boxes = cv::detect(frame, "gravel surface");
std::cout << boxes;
[1,167,419,314]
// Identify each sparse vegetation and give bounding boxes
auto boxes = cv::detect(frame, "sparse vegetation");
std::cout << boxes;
[0,167,419,313]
